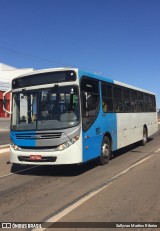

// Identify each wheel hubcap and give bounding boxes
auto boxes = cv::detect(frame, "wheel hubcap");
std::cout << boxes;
[143,133,147,142]
[102,143,110,159]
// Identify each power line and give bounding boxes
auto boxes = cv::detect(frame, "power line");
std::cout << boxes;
[0,44,104,75]
[0,44,71,67]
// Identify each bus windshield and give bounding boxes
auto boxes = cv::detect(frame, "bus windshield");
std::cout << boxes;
[11,85,80,130]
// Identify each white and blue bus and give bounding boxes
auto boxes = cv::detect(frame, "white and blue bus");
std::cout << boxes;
[3,68,158,165]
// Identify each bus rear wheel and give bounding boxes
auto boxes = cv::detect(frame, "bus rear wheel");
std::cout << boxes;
[141,127,148,146]
[99,136,111,165]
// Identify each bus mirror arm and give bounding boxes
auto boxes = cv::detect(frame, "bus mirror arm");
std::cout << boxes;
[3,89,12,115]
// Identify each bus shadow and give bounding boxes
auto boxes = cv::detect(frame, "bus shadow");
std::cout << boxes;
[10,159,99,177]
[10,138,153,177]
[112,138,153,159]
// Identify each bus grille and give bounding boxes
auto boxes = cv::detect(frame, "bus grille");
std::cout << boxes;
[15,133,62,140]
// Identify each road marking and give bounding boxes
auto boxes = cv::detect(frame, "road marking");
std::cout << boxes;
[0,148,10,153]
[33,154,153,231]
[0,166,39,179]
[155,148,160,153]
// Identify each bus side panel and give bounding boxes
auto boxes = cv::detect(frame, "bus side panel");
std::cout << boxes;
[78,70,117,162]
[130,113,143,144]
[117,112,158,149]
[82,113,117,162]
[143,112,158,136]
[117,113,143,148]
[116,113,131,149]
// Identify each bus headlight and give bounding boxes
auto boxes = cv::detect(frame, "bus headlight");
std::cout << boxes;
[56,135,79,151]
[10,141,21,151]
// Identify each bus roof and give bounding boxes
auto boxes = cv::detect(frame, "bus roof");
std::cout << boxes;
[78,69,155,95]
[12,67,155,95]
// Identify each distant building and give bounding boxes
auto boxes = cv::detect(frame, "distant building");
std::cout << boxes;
[0,63,34,117]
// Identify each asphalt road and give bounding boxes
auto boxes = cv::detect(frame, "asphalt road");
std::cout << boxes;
[59,152,160,231]
[0,118,10,131]
[0,130,160,231]
[0,118,10,145]
[0,132,9,145]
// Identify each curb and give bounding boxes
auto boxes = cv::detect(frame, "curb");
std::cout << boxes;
[0,144,10,149]
[0,132,10,135]
[0,130,10,134]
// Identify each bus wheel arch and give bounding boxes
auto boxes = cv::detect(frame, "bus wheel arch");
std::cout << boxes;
[99,133,112,165]
[141,125,148,146]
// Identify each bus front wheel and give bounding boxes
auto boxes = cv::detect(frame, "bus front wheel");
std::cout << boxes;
[99,136,111,165]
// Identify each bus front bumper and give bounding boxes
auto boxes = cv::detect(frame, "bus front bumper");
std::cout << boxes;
[10,142,82,165]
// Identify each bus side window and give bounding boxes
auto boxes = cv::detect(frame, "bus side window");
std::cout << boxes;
[148,95,155,112]
[123,88,131,112]
[144,94,149,112]
[152,95,156,112]
[131,90,138,112]
[137,92,144,112]
[101,83,113,112]
[113,86,123,112]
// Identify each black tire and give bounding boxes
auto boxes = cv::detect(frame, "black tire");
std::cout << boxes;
[99,136,111,165]
[141,127,148,146]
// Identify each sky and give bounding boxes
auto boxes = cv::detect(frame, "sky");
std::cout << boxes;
[0,0,160,108]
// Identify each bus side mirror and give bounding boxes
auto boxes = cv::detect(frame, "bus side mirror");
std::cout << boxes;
[3,90,12,115]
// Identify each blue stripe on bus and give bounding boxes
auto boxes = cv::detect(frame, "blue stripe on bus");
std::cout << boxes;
[10,131,36,147]
[82,113,117,162]
[78,71,117,162]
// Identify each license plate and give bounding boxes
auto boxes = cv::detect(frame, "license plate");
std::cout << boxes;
[30,155,42,160]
